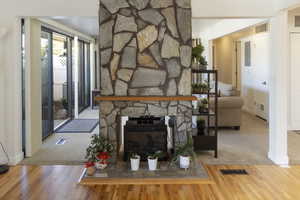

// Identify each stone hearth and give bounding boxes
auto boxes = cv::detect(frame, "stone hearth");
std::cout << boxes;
[98,0,193,149]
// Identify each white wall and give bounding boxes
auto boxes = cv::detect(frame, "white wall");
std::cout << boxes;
[0,28,8,164]
[25,18,43,156]
[288,7,300,130]
[213,36,234,84]
[0,17,24,164]
[191,0,276,18]
[240,33,270,120]
[192,18,268,68]
[268,10,290,165]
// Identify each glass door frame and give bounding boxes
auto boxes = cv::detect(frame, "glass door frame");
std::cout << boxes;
[41,27,54,140]
[78,40,91,114]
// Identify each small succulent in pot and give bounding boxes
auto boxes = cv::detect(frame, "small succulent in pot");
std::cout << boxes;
[130,153,141,171]
[147,151,165,171]
[192,82,210,94]
[172,137,196,169]
[199,98,209,113]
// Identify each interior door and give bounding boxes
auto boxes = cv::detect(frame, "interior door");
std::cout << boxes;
[252,33,269,120]
[290,33,300,130]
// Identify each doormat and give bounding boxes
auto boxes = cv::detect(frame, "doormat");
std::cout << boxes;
[220,169,248,175]
[55,119,99,133]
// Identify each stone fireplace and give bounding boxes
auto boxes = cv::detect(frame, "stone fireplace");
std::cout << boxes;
[98,0,193,153]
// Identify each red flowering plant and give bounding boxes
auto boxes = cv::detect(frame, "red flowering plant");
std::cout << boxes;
[85,161,95,168]
[96,152,110,164]
[85,135,115,164]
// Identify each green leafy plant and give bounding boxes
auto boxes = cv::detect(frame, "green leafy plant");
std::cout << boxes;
[130,153,140,159]
[201,98,208,105]
[192,82,210,93]
[85,135,115,162]
[197,118,206,135]
[147,151,165,160]
[172,137,196,163]
[61,98,68,110]
[192,41,208,66]
[198,98,209,113]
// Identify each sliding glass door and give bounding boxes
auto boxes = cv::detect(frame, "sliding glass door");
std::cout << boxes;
[78,40,91,113]
[52,33,72,128]
[41,28,74,139]
[41,30,54,139]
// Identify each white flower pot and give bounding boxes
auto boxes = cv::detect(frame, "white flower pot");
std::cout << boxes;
[95,162,107,170]
[130,156,140,171]
[148,158,158,171]
[180,155,190,169]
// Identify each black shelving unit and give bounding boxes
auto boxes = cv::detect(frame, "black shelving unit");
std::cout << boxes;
[192,69,218,158]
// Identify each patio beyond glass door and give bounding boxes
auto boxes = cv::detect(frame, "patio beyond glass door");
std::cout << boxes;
[52,33,71,128]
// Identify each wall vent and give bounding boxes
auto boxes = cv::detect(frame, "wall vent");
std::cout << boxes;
[295,16,300,27]
[255,23,268,33]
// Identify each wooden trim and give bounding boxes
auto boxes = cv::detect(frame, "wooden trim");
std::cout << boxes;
[94,96,197,102]
[79,177,214,185]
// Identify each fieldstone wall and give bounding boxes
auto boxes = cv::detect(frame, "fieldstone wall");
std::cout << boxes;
[99,0,192,148]
[99,0,192,96]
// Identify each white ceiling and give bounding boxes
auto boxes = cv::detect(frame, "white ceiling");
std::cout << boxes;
[49,16,98,38]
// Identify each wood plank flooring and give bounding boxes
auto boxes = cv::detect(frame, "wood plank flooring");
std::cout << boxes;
[1,165,300,200]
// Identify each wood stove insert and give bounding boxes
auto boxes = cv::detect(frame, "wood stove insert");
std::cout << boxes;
[124,116,169,161]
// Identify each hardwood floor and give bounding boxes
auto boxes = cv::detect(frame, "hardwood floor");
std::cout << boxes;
[1,165,300,200]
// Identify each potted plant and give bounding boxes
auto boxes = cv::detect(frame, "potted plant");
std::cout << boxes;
[147,151,164,171]
[85,135,115,170]
[192,40,208,70]
[172,137,196,169]
[192,83,200,93]
[96,152,110,169]
[61,98,68,110]
[192,82,210,94]
[197,118,206,135]
[85,161,96,176]
[200,82,210,93]
[198,98,209,113]
[130,153,141,171]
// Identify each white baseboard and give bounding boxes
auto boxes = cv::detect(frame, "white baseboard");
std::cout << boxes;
[268,152,289,165]
[0,152,24,166]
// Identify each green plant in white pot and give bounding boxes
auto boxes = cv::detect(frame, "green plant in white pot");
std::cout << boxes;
[172,137,196,169]
[130,153,141,171]
[147,151,164,171]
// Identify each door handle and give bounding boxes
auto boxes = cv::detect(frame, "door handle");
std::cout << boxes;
[262,81,267,85]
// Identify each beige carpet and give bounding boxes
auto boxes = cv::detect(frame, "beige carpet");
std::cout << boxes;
[21,108,98,165]
[21,109,300,165]
[21,133,92,165]
[198,112,272,165]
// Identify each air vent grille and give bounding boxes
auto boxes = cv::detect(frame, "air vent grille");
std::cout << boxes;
[220,169,249,175]
[255,24,268,33]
